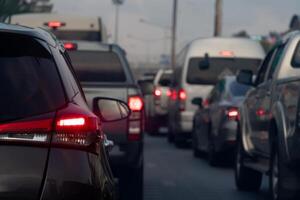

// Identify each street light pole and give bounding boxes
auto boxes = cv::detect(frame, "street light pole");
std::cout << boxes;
[214,0,222,37]
[171,0,178,72]
[112,0,124,44]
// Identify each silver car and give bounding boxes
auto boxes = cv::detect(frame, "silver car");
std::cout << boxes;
[168,37,265,147]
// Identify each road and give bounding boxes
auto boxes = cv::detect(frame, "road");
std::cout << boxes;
[144,134,269,200]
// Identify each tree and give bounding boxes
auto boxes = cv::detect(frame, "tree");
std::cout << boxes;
[0,0,53,22]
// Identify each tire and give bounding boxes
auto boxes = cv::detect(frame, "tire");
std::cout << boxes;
[269,140,300,200]
[120,165,144,200]
[174,133,186,148]
[235,135,262,191]
[167,131,174,143]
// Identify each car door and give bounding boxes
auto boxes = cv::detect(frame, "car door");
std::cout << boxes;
[246,49,275,153]
[209,82,222,139]
[258,44,286,155]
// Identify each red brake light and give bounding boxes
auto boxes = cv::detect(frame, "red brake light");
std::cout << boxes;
[203,99,210,108]
[44,21,66,29]
[170,89,177,100]
[226,108,239,120]
[166,89,172,97]
[57,117,85,127]
[179,89,187,100]
[128,96,143,111]
[64,42,77,50]
[153,88,162,97]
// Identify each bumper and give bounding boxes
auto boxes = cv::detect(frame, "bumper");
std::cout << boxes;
[214,122,237,153]
[175,111,194,133]
[41,148,113,200]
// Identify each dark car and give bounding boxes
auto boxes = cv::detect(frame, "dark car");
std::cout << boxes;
[64,40,144,200]
[192,76,250,165]
[235,32,300,200]
[0,23,131,200]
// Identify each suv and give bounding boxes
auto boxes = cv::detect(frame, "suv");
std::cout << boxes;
[168,37,265,147]
[0,23,130,200]
[235,32,300,200]
[148,69,173,134]
[64,41,144,200]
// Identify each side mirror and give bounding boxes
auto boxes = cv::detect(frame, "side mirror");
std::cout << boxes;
[93,97,131,122]
[237,70,254,86]
[192,97,203,108]
[198,53,210,70]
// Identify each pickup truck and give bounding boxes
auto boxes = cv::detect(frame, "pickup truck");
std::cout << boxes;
[64,41,144,200]
[235,32,300,200]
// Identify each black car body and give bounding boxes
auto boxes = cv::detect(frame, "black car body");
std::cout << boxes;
[0,23,120,200]
[235,32,300,200]
[192,76,250,165]
[64,41,144,200]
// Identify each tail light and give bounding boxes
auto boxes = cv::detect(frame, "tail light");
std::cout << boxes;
[170,89,177,101]
[166,89,172,97]
[0,103,101,153]
[226,107,239,120]
[128,96,143,141]
[64,42,78,51]
[153,87,162,105]
[178,89,187,111]
[44,21,66,29]
[202,99,210,108]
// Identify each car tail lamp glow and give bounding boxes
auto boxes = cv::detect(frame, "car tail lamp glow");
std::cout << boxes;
[64,42,78,51]
[179,89,187,100]
[170,89,177,100]
[128,96,144,141]
[57,117,85,127]
[219,50,235,57]
[128,96,143,111]
[178,89,187,111]
[202,99,210,108]
[153,88,162,97]
[166,89,172,97]
[44,21,66,29]
[226,108,239,120]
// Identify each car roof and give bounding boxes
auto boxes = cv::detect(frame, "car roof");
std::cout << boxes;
[0,23,57,47]
[187,37,266,59]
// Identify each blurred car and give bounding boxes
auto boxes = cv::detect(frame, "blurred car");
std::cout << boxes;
[0,23,130,200]
[9,13,108,42]
[147,69,173,134]
[192,76,251,165]
[168,37,265,147]
[64,41,144,200]
[235,32,300,200]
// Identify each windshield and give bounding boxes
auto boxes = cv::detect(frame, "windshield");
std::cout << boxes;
[68,51,127,83]
[187,57,262,85]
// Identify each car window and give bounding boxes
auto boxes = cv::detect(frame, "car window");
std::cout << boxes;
[159,72,172,86]
[267,45,285,80]
[291,41,300,68]
[187,57,261,85]
[0,34,65,122]
[255,49,276,85]
[68,51,127,83]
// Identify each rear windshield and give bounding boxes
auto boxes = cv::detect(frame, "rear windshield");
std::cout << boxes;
[187,57,261,85]
[68,51,127,83]
[0,34,65,123]
[229,81,250,97]
[159,73,172,86]
[52,30,101,41]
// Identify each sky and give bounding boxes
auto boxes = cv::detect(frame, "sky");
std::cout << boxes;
[51,0,300,64]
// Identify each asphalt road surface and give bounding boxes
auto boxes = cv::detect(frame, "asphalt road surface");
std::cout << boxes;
[144,134,269,200]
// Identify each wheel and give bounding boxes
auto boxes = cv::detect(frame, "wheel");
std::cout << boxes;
[235,134,262,191]
[208,141,219,166]
[167,131,174,143]
[269,140,300,200]
[120,165,144,200]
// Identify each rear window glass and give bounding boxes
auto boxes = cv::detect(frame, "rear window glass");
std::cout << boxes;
[229,81,250,97]
[68,51,127,83]
[187,57,261,85]
[0,34,65,122]
[159,73,172,86]
[52,30,101,41]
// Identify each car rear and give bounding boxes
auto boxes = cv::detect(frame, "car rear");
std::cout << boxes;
[175,38,265,144]
[65,41,144,200]
[149,69,173,134]
[213,77,251,153]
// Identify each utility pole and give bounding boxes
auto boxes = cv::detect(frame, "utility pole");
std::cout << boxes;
[112,0,124,44]
[171,0,178,72]
[214,0,222,37]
